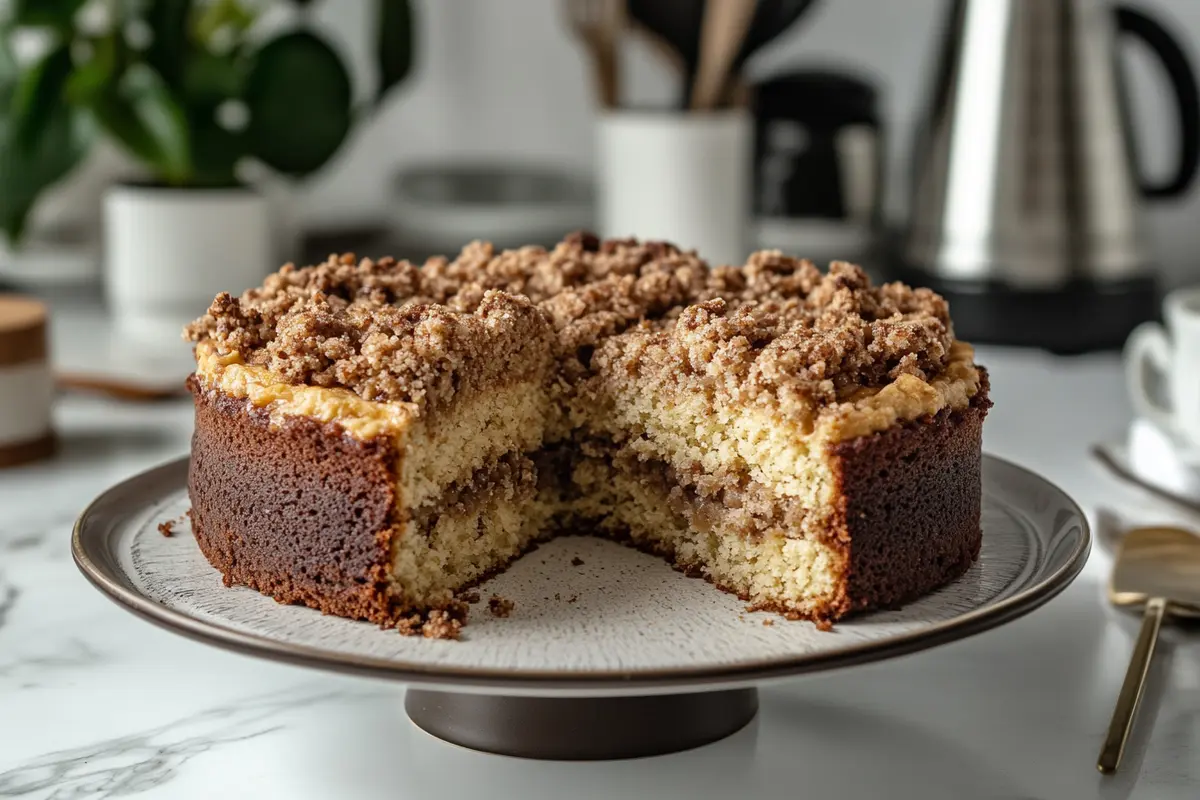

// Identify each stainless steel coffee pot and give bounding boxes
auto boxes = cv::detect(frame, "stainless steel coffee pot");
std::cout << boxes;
[901,0,1199,353]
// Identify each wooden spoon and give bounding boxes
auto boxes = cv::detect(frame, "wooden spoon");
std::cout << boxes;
[690,0,758,111]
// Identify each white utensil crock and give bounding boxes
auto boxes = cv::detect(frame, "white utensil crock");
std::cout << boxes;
[104,185,272,341]
[596,110,751,266]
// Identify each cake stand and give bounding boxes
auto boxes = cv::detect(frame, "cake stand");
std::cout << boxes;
[73,455,1089,760]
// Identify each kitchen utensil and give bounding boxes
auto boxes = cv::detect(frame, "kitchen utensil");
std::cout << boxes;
[75,454,1088,760]
[597,109,751,265]
[628,0,704,105]
[733,0,820,75]
[1125,285,1200,448]
[690,0,758,110]
[55,372,187,401]
[563,0,626,108]
[389,162,593,257]
[715,0,821,106]
[901,0,1200,354]
[629,18,685,76]
[0,295,55,468]
[629,0,820,109]
[1099,525,1200,774]
[752,69,883,270]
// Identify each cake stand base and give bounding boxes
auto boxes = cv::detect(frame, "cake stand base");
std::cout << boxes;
[404,687,759,760]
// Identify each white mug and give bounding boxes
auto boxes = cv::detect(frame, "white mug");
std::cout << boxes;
[596,109,751,267]
[1125,287,1200,446]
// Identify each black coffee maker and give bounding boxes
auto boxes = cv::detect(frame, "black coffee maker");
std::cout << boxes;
[751,69,884,272]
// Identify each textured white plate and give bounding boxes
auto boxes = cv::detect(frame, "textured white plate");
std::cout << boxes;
[74,455,1089,696]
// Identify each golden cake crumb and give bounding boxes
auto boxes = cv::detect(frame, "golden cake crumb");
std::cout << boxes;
[421,610,463,640]
[488,595,514,618]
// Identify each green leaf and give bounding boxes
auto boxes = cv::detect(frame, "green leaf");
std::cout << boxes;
[375,0,414,103]
[245,31,351,176]
[88,66,191,182]
[0,33,16,85]
[183,51,243,106]
[0,86,93,244]
[0,35,91,244]
[11,45,74,152]
[189,109,242,186]
[13,0,87,29]
[145,0,193,88]
[193,0,256,48]
[64,59,112,105]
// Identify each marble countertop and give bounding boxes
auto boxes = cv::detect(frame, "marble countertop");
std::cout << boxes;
[1,310,1198,799]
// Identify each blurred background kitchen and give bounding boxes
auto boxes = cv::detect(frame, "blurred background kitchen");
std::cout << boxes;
[3,0,1200,448]
[4,4,1200,793]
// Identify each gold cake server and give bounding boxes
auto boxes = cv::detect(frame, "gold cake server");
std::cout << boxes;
[1098,525,1200,774]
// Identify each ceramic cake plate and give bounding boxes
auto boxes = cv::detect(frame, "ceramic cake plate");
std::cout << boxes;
[73,454,1089,761]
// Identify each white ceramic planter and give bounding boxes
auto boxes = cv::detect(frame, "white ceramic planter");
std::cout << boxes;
[596,110,752,266]
[103,185,273,341]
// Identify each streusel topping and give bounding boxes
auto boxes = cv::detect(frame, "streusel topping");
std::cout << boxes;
[186,234,957,408]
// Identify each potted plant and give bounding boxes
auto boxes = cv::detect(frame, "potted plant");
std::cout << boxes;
[0,0,414,339]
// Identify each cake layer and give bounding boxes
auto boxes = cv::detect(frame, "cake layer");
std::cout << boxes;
[834,371,990,612]
[188,367,990,625]
[195,340,553,512]
[392,453,551,609]
[189,379,555,623]
[188,378,399,624]
[580,308,981,506]
[568,455,847,616]
[579,440,828,541]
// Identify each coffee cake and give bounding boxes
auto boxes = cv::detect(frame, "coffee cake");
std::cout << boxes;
[184,234,991,631]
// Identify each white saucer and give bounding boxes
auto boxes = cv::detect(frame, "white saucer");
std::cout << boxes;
[1093,417,1200,514]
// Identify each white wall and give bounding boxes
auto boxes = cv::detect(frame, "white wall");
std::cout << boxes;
[32,0,1200,287]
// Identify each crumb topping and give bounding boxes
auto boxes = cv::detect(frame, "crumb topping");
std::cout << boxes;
[591,261,953,410]
[186,234,958,410]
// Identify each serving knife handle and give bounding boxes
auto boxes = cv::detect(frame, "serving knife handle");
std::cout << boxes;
[1098,596,1168,774]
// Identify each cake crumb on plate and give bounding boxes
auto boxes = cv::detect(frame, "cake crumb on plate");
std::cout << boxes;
[488,595,514,618]
[421,610,463,640]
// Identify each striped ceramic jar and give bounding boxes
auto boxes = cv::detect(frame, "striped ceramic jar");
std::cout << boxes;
[0,295,55,467]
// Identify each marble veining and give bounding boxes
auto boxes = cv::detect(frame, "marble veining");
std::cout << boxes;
[0,574,17,627]
[0,638,103,683]
[0,688,366,799]
[0,323,1197,798]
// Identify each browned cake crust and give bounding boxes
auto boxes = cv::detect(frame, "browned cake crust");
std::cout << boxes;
[187,376,399,625]
[835,369,991,615]
[186,370,991,626]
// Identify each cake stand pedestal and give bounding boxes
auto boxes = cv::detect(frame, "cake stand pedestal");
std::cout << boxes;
[404,688,759,759]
